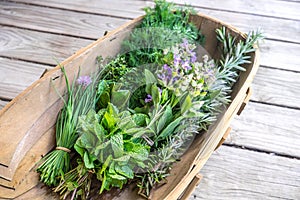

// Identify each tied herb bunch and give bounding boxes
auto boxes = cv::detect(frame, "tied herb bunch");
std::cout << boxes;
[37,68,98,186]
[37,0,263,199]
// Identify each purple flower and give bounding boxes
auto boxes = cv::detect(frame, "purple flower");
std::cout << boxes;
[172,76,180,84]
[190,52,197,63]
[77,75,92,87]
[145,94,153,103]
[182,60,192,72]
[174,54,181,66]
[181,38,189,49]
[159,64,172,83]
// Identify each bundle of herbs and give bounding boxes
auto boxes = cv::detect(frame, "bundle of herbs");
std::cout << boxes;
[37,0,262,199]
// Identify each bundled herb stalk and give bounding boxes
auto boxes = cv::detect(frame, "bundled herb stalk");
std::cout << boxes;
[37,68,98,186]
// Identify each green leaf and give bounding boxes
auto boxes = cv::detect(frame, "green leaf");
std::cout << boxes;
[107,103,119,116]
[157,105,173,133]
[156,116,184,141]
[161,89,169,104]
[151,84,160,105]
[102,112,116,131]
[113,155,130,163]
[145,69,157,85]
[100,155,113,175]
[97,80,109,95]
[209,90,221,99]
[94,140,110,156]
[83,151,95,169]
[133,113,148,126]
[111,90,130,109]
[181,94,192,114]
[115,164,134,179]
[111,134,123,158]
[74,143,85,158]
[109,173,127,181]
[132,129,154,140]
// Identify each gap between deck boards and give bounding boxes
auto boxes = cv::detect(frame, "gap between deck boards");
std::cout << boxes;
[223,143,300,160]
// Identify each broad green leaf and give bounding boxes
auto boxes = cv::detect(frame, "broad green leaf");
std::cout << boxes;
[107,103,119,116]
[83,151,95,169]
[115,164,134,179]
[97,80,109,96]
[125,127,145,135]
[181,94,192,114]
[133,113,148,126]
[111,90,130,108]
[74,143,85,157]
[113,155,130,163]
[94,123,107,142]
[209,90,221,99]
[94,140,110,156]
[156,116,184,141]
[157,105,173,133]
[151,84,160,105]
[145,69,157,85]
[98,90,110,108]
[111,134,123,158]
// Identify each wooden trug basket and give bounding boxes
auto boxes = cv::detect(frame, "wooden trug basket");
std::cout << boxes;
[0,12,259,200]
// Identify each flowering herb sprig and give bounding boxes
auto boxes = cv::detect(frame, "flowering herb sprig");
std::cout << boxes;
[157,39,210,99]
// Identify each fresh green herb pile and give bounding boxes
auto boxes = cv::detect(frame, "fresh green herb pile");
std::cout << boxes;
[37,0,262,199]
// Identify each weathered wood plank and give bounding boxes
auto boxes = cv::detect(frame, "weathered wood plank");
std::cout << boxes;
[252,67,300,108]
[0,57,48,99]
[195,8,300,44]
[0,25,299,72]
[0,1,128,40]
[191,146,300,200]
[260,40,300,72]
[228,102,300,157]
[0,26,92,65]
[0,100,8,110]
[172,0,300,21]
[6,1,299,43]
[12,0,300,21]
[9,0,151,19]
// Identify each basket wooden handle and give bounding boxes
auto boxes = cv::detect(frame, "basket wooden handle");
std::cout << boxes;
[237,86,252,115]
[180,174,203,200]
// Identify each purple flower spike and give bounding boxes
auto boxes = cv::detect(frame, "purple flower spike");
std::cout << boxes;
[163,64,169,70]
[182,61,192,72]
[145,94,153,103]
[172,76,180,84]
[190,52,197,63]
[174,54,181,66]
[77,75,92,87]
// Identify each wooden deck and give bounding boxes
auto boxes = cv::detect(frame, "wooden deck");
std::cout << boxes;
[0,0,299,199]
